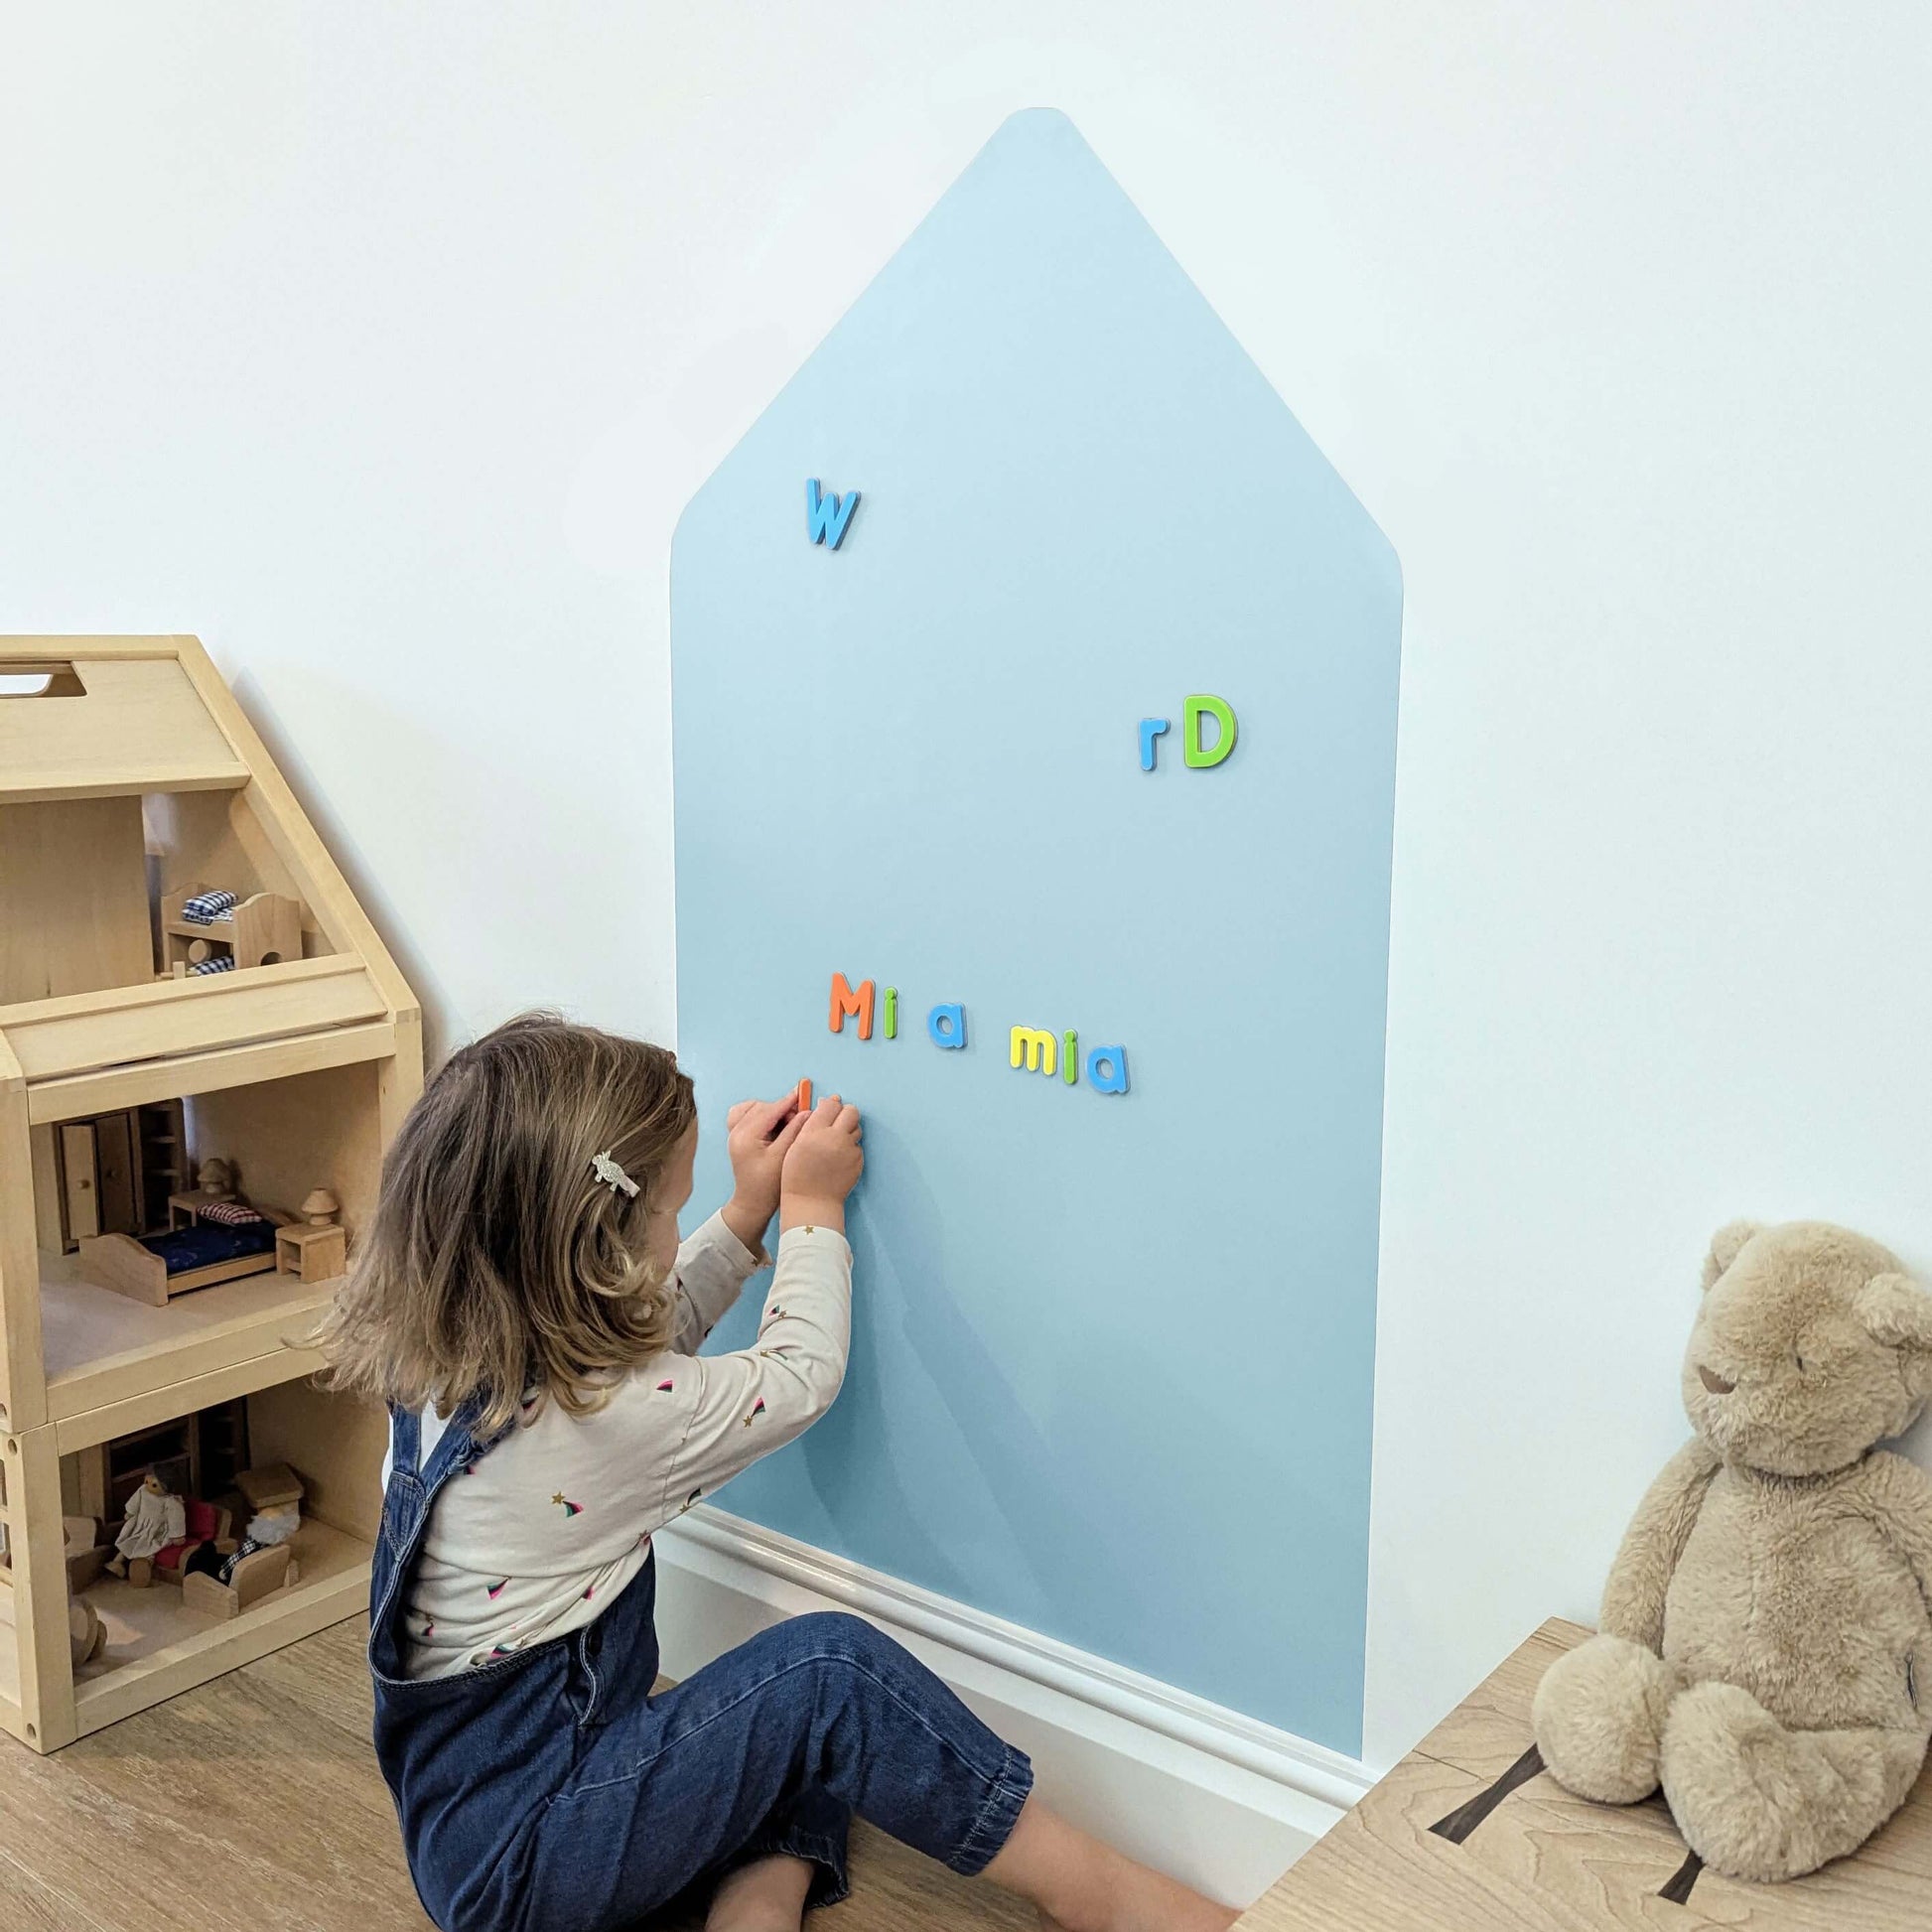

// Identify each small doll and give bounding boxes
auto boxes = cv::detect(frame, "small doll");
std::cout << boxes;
[184,1501,299,1586]
[105,1469,187,1587]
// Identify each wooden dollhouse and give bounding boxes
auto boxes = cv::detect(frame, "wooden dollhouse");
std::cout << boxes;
[0,635,421,1751]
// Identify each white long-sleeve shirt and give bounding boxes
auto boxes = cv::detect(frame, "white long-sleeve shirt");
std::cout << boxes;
[388,1212,851,1678]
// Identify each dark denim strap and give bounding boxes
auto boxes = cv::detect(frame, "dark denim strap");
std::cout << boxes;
[391,1391,510,1488]
[389,1402,422,1478]
[371,1390,513,1685]
[426,1392,513,1483]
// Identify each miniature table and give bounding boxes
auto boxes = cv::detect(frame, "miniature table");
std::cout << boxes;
[1236,1619,1932,1932]
[273,1219,345,1285]
[167,1189,235,1230]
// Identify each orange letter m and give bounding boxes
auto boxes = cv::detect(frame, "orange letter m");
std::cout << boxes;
[828,972,876,1040]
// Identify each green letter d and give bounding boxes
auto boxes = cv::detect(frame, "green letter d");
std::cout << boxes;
[1182,694,1237,769]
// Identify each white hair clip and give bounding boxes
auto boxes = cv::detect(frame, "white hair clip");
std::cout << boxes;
[590,1151,640,1199]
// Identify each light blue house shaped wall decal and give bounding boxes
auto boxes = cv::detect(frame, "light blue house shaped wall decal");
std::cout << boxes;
[673,108,1400,1755]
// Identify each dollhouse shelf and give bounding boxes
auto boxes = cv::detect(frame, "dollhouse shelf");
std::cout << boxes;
[7,961,397,1123]
[37,1254,342,1440]
[0,634,421,1754]
[0,1517,371,1743]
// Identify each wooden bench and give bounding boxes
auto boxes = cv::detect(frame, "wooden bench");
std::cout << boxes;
[1237,1618,1932,1931]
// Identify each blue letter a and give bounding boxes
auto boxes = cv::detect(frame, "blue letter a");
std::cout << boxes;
[806,479,861,550]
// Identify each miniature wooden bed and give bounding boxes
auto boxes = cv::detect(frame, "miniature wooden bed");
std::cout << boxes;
[74,1208,293,1308]
[159,886,304,978]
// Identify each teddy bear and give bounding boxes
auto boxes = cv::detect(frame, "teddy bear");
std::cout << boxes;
[1533,1219,1932,1880]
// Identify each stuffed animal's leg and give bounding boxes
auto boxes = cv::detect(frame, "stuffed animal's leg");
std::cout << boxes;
[1532,1634,1678,1803]
[1660,1680,1928,1881]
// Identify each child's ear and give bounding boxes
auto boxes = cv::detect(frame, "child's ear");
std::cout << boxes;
[1856,1272,1932,1397]
[1701,1220,1762,1293]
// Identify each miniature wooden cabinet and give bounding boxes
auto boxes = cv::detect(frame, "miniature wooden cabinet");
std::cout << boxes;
[30,1101,186,1254]
[0,635,422,1752]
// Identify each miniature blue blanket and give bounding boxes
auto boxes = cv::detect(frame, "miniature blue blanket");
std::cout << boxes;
[138,1220,276,1275]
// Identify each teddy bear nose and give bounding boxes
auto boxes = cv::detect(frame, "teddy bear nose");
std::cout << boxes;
[1698,1364,1735,1396]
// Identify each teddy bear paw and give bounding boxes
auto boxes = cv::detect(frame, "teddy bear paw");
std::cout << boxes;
[1532,1634,1675,1804]
[1661,1679,1924,1881]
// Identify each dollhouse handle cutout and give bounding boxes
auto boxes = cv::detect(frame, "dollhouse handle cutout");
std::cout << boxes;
[0,662,86,699]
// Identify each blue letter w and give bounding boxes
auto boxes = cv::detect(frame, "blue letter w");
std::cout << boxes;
[805,478,861,550]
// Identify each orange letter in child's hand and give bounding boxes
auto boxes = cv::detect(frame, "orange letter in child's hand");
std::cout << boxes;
[828,973,876,1040]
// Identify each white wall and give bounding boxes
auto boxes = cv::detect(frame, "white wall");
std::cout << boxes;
[5,4,1930,1775]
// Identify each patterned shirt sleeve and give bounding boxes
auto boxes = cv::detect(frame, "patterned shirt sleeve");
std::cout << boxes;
[396,1225,852,1678]
[658,1225,852,1519]
[668,1210,767,1352]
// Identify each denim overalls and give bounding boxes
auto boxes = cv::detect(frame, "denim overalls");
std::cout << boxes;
[370,1399,1035,1932]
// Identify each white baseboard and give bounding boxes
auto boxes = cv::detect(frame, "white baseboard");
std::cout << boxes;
[652,1507,1371,1908]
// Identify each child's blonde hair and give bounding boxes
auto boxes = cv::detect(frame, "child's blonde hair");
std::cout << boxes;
[318,1012,697,1435]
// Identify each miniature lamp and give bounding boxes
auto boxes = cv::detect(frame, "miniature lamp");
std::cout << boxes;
[299,1187,341,1226]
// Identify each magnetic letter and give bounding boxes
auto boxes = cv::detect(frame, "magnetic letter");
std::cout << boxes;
[927,1003,966,1048]
[1086,1045,1130,1094]
[805,478,861,550]
[1182,694,1237,769]
[1138,718,1171,771]
[828,972,876,1039]
[884,986,898,1039]
[1062,1030,1079,1085]
[1010,1026,1057,1077]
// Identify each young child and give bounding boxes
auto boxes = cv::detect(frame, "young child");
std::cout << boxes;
[323,1013,1237,1932]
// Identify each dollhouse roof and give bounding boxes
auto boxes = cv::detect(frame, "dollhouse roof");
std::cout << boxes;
[0,634,417,1121]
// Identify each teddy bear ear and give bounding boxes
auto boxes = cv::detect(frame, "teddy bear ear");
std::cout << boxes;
[1856,1273,1932,1379]
[1701,1220,1763,1292]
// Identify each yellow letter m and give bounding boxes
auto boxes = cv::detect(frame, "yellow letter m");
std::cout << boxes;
[1009,1026,1057,1076]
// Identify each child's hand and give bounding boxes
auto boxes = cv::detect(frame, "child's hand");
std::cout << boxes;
[721,1095,808,1252]
[780,1095,864,1234]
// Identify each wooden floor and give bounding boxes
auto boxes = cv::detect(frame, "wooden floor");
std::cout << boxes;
[0,1617,1037,1932]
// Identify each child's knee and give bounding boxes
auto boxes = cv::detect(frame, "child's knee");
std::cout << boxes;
[789,1609,886,1656]
[782,1610,906,1679]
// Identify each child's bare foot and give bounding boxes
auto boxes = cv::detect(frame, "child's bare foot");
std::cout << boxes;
[1031,1882,1239,1932]
[705,1854,814,1932]
[985,1797,1239,1932]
